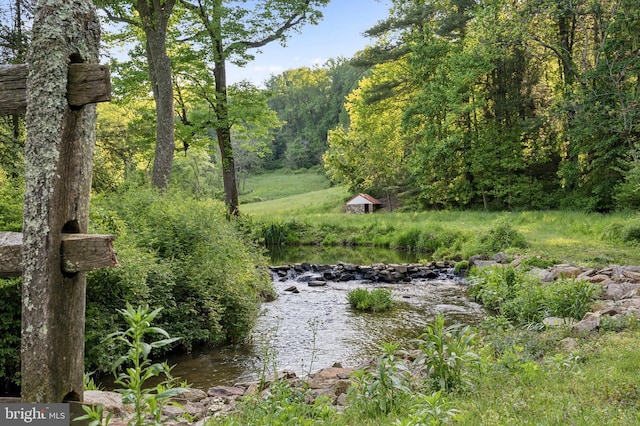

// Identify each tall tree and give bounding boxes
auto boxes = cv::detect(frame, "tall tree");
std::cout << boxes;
[100,0,177,189]
[178,0,329,216]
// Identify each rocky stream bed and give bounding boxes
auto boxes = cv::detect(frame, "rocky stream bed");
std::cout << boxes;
[85,258,640,425]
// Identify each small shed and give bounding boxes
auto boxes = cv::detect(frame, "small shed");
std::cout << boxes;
[345,193,382,214]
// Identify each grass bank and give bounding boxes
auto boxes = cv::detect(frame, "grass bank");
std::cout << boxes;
[240,170,640,267]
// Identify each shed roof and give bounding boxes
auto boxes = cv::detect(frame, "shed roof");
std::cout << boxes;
[345,193,382,205]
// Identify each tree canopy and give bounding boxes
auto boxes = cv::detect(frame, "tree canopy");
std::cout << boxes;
[0,0,638,212]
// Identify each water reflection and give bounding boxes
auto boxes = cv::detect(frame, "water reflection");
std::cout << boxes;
[267,245,422,265]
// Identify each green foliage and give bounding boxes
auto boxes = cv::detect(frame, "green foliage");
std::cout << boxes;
[411,314,479,392]
[477,219,528,254]
[347,288,394,312]
[0,278,20,393]
[519,256,558,270]
[86,187,273,373]
[77,304,184,426]
[622,221,640,245]
[469,266,601,325]
[600,312,640,333]
[453,260,469,274]
[259,219,309,246]
[267,61,359,170]
[395,391,461,426]
[110,304,184,426]
[215,379,335,426]
[348,342,412,417]
[615,163,640,210]
[0,173,23,232]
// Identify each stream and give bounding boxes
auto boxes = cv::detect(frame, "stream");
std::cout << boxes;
[163,264,486,390]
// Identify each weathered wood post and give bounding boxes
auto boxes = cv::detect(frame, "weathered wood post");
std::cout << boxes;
[21,0,102,403]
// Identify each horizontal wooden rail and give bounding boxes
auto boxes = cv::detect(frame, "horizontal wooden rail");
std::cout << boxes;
[0,232,118,277]
[0,63,111,115]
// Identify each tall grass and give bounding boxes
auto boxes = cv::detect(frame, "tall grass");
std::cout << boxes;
[239,169,640,265]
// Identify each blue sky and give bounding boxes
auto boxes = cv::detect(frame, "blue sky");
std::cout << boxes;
[227,0,392,86]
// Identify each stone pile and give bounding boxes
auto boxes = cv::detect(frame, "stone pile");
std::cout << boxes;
[473,254,640,332]
[270,261,457,284]
[83,364,359,426]
[538,264,640,332]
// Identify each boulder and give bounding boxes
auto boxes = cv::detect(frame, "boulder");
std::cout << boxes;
[572,312,601,333]
[180,388,208,403]
[83,391,130,417]
[207,386,245,401]
[549,265,584,280]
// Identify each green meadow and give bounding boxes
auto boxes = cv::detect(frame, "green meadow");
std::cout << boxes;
[240,169,640,266]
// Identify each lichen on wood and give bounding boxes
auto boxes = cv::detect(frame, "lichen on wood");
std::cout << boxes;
[21,0,101,403]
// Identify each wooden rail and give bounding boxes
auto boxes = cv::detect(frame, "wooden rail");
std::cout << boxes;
[0,231,118,277]
[0,63,111,114]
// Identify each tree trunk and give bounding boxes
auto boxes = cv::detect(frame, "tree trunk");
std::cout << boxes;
[22,0,100,402]
[214,39,239,217]
[137,0,175,190]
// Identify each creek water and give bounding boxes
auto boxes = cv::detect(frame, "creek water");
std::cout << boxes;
[163,258,486,390]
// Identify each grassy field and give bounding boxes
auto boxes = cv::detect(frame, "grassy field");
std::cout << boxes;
[239,167,335,204]
[239,169,640,266]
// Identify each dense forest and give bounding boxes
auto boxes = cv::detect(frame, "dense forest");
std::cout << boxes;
[1,0,638,214]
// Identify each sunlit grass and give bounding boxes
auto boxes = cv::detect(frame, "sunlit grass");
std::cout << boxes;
[239,167,333,203]
[239,169,640,266]
[451,329,640,425]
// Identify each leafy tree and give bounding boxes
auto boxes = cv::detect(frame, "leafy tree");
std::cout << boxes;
[324,59,410,199]
[93,102,157,192]
[178,0,330,216]
[562,0,640,210]
[99,0,177,190]
[171,47,282,196]
[0,0,31,180]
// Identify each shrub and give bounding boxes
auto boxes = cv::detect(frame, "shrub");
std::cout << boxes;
[622,221,640,245]
[469,266,600,326]
[614,164,640,210]
[478,219,528,254]
[453,260,469,275]
[347,288,394,312]
[78,304,184,426]
[0,174,23,232]
[0,278,20,393]
[411,314,479,392]
[85,187,274,373]
[347,342,411,417]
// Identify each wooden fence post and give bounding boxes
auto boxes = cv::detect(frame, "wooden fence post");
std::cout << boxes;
[21,0,101,403]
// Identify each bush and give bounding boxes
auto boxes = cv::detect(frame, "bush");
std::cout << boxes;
[85,187,274,373]
[622,221,640,245]
[615,164,640,210]
[477,219,528,254]
[412,314,479,392]
[0,278,20,394]
[469,266,600,325]
[347,288,394,312]
[0,174,23,232]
